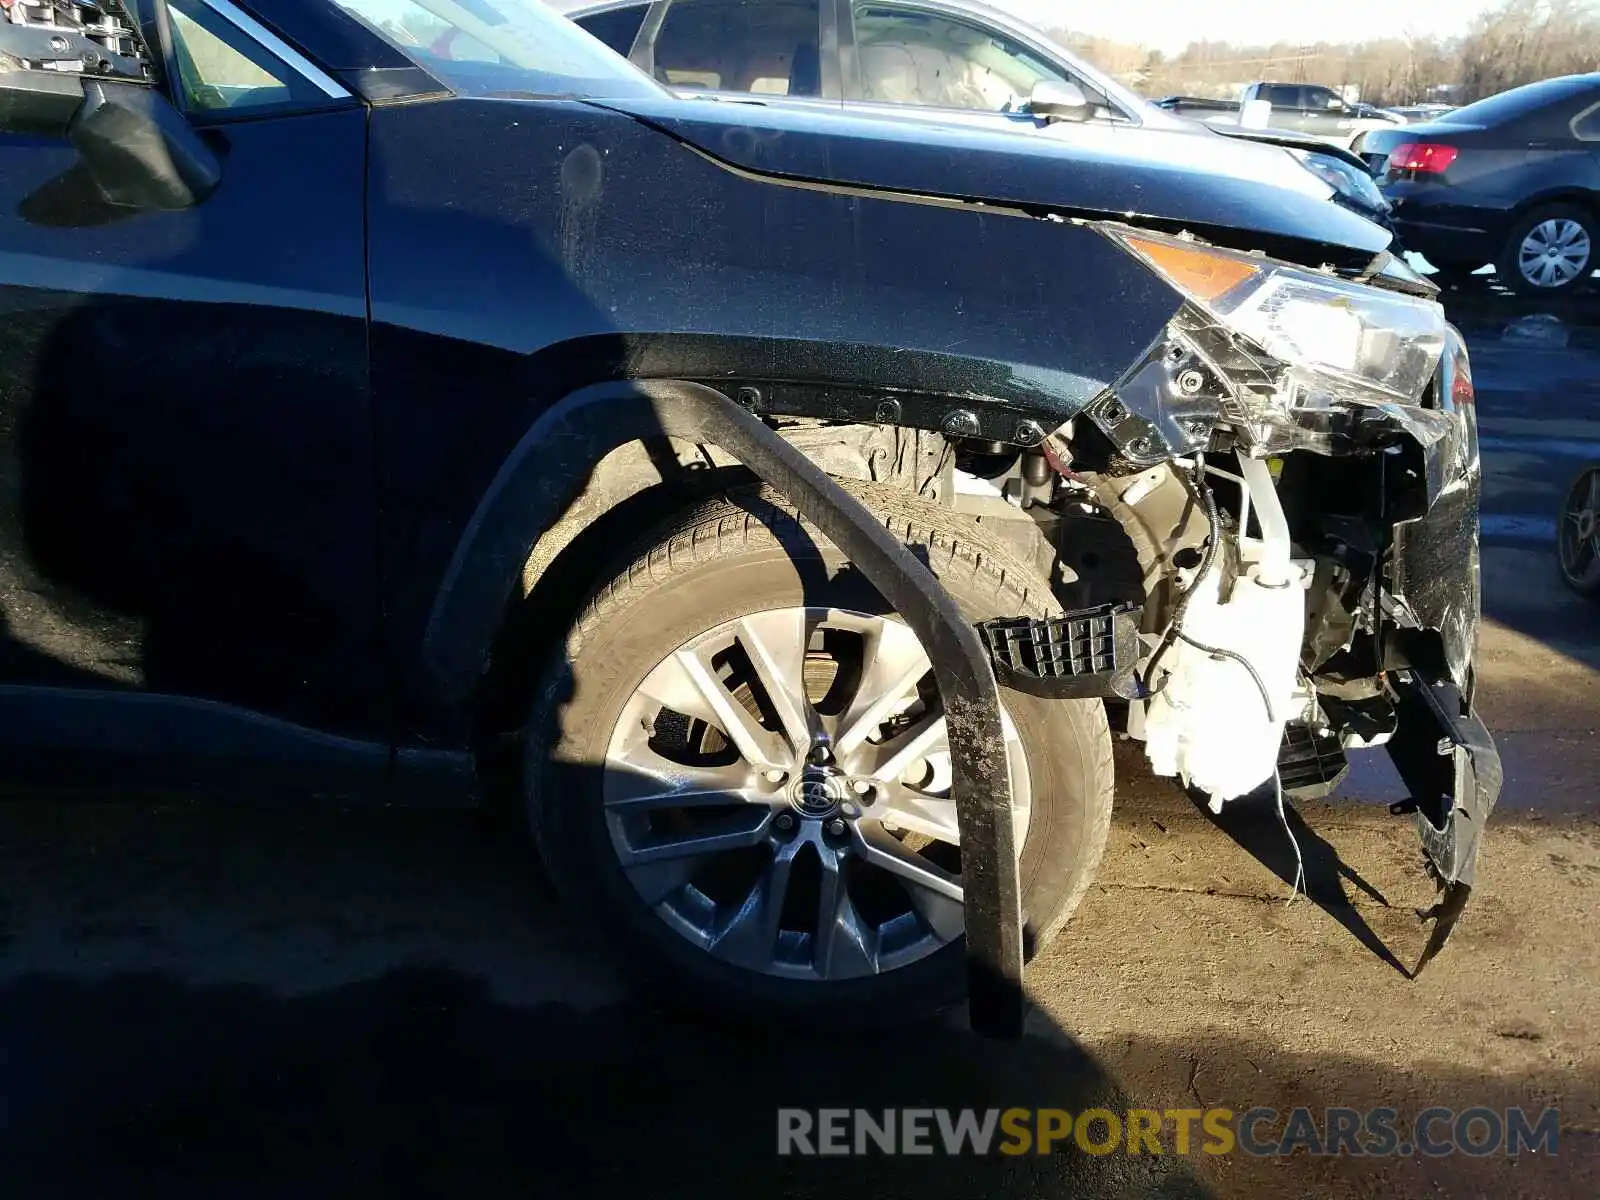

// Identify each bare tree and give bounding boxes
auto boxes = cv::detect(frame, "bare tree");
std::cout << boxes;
[1459,0,1600,100]
[1036,0,1597,106]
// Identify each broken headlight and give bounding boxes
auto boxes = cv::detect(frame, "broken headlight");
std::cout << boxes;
[1096,225,1449,457]
[1289,148,1389,217]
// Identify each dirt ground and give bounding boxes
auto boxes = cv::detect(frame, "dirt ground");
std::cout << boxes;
[1,541,1596,1198]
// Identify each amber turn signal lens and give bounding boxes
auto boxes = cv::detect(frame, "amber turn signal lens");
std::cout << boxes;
[1121,235,1261,302]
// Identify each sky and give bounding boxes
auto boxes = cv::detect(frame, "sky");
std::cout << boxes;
[999,0,1500,54]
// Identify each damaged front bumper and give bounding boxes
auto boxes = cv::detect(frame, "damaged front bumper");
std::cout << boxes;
[1377,335,1502,968]
[1062,227,1501,972]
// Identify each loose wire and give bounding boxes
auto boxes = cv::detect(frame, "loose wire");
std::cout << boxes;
[1141,453,1219,697]
[1273,767,1306,905]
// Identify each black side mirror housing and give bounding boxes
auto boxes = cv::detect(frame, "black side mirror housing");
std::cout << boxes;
[69,79,222,210]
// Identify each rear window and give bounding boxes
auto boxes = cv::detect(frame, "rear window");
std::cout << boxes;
[1447,75,1600,127]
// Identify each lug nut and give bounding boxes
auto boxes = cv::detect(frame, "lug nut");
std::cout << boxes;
[825,818,847,837]
[840,803,860,821]
[807,743,832,765]
[764,768,788,784]
[851,779,873,795]
[774,813,796,832]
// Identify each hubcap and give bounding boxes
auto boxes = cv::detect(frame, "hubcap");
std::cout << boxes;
[1559,468,1600,587]
[1519,218,1591,288]
[602,607,1032,981]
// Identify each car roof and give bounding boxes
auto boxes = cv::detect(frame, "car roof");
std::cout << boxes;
[1445,73,1600,126]
[553,0,1086,35]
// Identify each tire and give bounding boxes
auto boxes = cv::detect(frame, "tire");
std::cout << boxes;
[1497,203,1596,296]
[526,481,1114,1024]
[1557,464,1600,601]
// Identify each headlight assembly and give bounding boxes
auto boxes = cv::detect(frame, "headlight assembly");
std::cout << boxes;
[1289,148,1388,215]
[1092,225,1451,459]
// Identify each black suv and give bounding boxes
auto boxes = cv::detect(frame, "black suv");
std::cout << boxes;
[0,0,1496,1018]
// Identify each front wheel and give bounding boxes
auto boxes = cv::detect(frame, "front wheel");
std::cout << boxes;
[527,482,1114,1023]
[1499,204,1596,296]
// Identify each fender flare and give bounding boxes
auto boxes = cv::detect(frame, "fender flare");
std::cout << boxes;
[421,378,1027,1037]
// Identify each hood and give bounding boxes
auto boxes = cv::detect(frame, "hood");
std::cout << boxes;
[1209,125,1374,173]
[589,94,1393,260]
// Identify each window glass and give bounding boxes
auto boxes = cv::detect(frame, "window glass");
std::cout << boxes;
[650,0,822,96]
[329,0,660,98]
[167,0,328,114]
[1261,84,1300,108]
[850,5,1097,113]
[574,6,648,57]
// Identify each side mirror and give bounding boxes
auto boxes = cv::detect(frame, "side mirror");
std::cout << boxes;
[69,80,222,210]
[1026,79,1090,124]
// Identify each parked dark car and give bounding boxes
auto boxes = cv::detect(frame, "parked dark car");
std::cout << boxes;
[0,0,1497,1018]
[1363,74,1600,294]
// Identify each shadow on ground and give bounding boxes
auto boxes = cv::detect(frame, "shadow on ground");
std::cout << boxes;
[0,965,1593,1198]
[0,966,1212,1200]
[1189,788,1412,978]
[1,795,1596,1198]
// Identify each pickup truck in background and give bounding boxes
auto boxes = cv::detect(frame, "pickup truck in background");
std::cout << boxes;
[1156,82,1407,149]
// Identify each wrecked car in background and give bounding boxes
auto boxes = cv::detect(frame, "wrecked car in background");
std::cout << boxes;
[0,0,1496,1021]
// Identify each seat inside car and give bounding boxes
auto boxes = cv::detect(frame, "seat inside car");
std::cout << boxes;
[856,31,1000,109]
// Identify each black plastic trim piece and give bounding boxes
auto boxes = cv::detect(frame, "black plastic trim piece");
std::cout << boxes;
[978,603,1142,699]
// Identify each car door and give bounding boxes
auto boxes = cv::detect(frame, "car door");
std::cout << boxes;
[839,0,1126,126]
[0,0,383,785]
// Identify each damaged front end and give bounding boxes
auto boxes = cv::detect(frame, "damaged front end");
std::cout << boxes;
[1021,224,1499,972]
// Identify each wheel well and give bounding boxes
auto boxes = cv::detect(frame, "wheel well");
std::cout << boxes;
[1508,191,1600,231]
[472,419,959,746]
[466,413,1176,807]
[475,460,752,747]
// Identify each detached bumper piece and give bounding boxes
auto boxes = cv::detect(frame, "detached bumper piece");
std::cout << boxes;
[1385,669,1503,977]
[979,603,1142,700]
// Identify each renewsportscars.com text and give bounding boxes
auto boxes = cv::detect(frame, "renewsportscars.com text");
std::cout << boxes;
[776,1106,1561,1158]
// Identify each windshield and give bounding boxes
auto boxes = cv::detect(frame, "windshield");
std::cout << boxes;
[328,0,664,98]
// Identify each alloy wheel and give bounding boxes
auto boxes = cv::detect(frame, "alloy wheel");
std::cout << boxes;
[600,607,1031,981]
